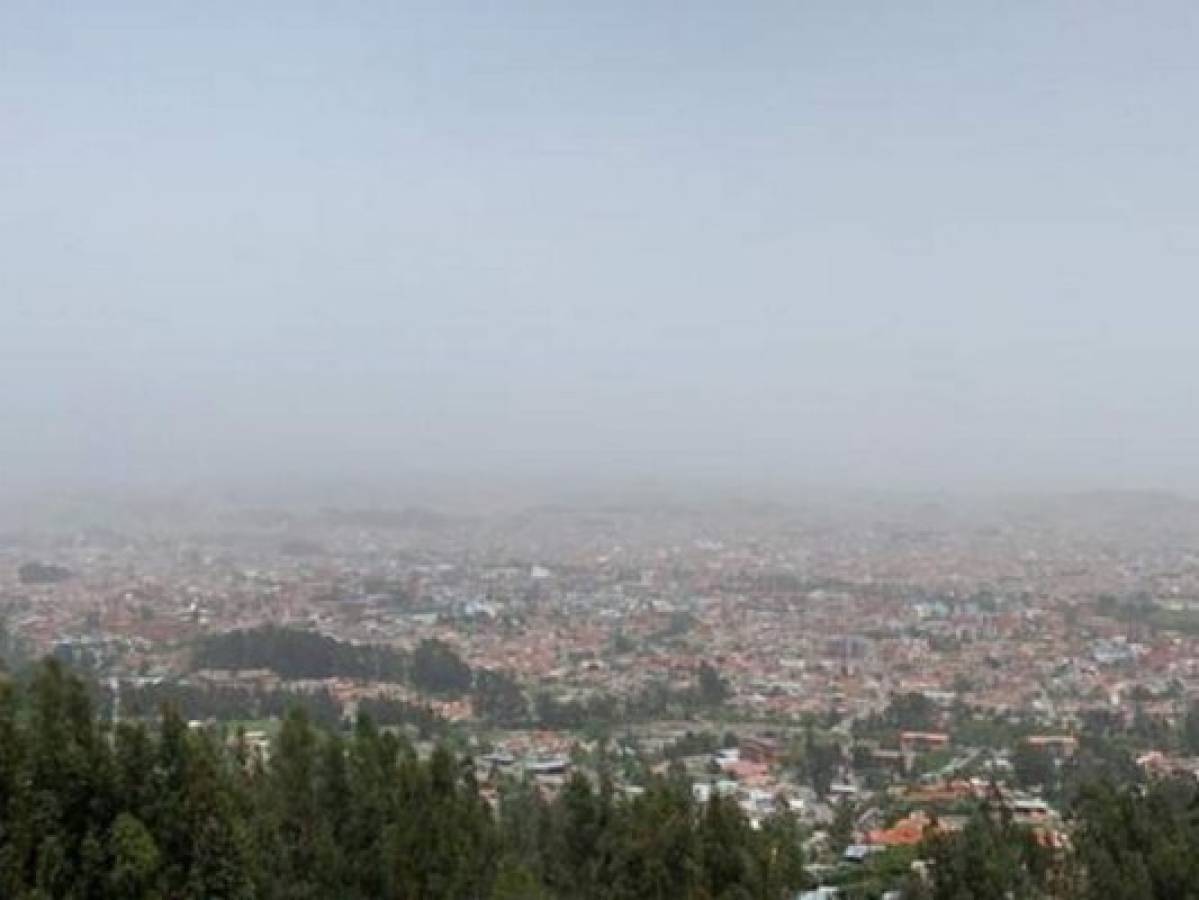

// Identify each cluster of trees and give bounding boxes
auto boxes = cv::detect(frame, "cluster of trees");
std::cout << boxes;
[8,652,1199,898]
[1000,711,1147,808]
[917,800,1057,899]
[194,628,482,701]
[193,627,736,734]
[1011,740,1056,792]
[194,626,408,682]
[913,776,1199,900]
[493,768,807,900]
[532,690,625,733]
[16,561,73,585]
[696,662,732,707]
[473,669,529,726]
[623,665,731,720]
[410,638,473,696]
[355,695,447,740]
[850,692,942,768]
[645,611,697,645]
[116,681,346,730]
[1067,778,1199,897]
[196,626,486,704]
[852,692,941,741]
[782,729,844,799]
[0,620,27,670]
[1093,591,1199,637]
[528,667,731,736]
[0,659,806,899]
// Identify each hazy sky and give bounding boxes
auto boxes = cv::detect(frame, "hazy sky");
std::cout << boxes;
[4,2,1199,494]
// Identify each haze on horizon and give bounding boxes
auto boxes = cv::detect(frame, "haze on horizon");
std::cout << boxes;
[4,2,1199,498]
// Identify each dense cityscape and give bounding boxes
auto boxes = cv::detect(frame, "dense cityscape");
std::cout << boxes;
[6,491,1199,896]
[8,0,1199,895]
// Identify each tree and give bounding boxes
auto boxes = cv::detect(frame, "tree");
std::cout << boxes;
[22,655,1199,899]
[546,772,607,895]
[490,857,546,900]
[804,731,842,799]
[697,662,731,708]
[193,625,407,681]
[751,811,807,898]
[1182,701,1199,754]
[886,692,938,732]
[828,799,857,856]
[923,804,1052,900]
[411,639,473,697]
[108,813,161,899]
[698,793,753,897]
[0,619,27,670]
[17,562,73,585]
[1071,778,1199,900]
[263,708,323,896]
[1011,741,1054,792]
[474,669,528,726]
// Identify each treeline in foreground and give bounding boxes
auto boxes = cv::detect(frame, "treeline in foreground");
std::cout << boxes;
[6,659,1199,899]
[0,660,806,899]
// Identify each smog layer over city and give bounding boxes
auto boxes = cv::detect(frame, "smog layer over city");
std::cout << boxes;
[4,3,1199,899]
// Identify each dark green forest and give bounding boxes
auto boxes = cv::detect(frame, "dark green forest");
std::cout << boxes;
[193,626,409,683]
[0,659,806,899]
[192,626,738,731]
[3,658,1199,898]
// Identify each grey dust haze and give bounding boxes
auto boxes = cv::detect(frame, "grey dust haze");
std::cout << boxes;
[4,2,1199,499]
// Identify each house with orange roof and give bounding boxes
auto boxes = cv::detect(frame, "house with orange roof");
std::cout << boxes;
[867,811,940,847]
